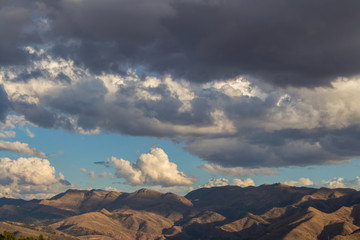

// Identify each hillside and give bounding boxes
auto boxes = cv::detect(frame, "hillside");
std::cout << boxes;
[1,184,360,239]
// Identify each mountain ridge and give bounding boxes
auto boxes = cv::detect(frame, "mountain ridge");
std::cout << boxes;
[1,184,360,239]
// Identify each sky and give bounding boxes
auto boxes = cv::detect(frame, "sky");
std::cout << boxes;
[1,0,360,199]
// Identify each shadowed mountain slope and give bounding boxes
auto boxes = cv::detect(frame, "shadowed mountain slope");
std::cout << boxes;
[185,184,355,220]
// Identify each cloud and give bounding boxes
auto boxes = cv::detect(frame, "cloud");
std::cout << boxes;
[0,157,71,199]
[284,178,314,187]
[198,163,278,177]
[0,2,34,66]
[319,177,360,189]
[94,161,111,168]
[1,1,360,170]
[25,128,35,138]
[0,140,47,157]
[104,186,121,192]
[232,178,255,187]
[203,178,229,188]
[0,115,33,130]
[0,157,57,185]
[109,147,195,187]
[279,177,360,190]
[4,55,360,168]
[0,85,10,122]
[87,170,113,180]
[32,0,360,87]
[203,77,266,99]
[0,131,15,138]
[89,170,97,180]
[4,53,360,169]
[185,135,353,168]
[98,172,113,179]
[202,177,255,188]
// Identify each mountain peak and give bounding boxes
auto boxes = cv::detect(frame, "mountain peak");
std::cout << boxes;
[131,188,162,197]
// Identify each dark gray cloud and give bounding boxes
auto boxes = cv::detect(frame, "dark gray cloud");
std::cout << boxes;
[0,1,37,66]
[94,161,111,168]
[59,179,71,186]
[185,127,360,168]
[38,0,360,87]
[13,102,59,128]
[2,0,360,86]
[0,85,10,122]
[12,69,44,82]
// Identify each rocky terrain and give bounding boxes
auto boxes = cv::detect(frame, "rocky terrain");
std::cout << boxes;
[2,184,360,239]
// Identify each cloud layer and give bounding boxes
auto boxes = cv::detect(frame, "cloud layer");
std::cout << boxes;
[198,164,278,177]
[109,148,195,187]
[2,51,360,168]
[1,1,360,170]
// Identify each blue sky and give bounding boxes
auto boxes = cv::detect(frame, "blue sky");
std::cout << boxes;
[1,0,360,199]
[1,122,360,198]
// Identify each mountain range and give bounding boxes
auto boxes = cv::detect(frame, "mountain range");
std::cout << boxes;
[2,184,360,239]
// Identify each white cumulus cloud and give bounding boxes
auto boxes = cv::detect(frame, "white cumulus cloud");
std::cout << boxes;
[232,178,255,187]
[109,147,195,187]
[320,177,352,189]
[0,157,57,185]
[203,177,255,188]
[0,157,70,199]
[104,186,121,192]
[284,178,314,187]
[203,178,229,188]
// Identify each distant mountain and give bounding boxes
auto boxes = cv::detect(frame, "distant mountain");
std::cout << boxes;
[1,184,360,239]
[185,184,355,220]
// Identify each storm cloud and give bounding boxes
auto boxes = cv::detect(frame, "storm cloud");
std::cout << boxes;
[1,0,360,86]
[35,0,360,87]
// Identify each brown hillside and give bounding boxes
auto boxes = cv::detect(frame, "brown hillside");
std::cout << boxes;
[110,189,193,221]
[262,206,359,240]
[50,209,173,240]
[0,221,75,240]
[41,189,124,214]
